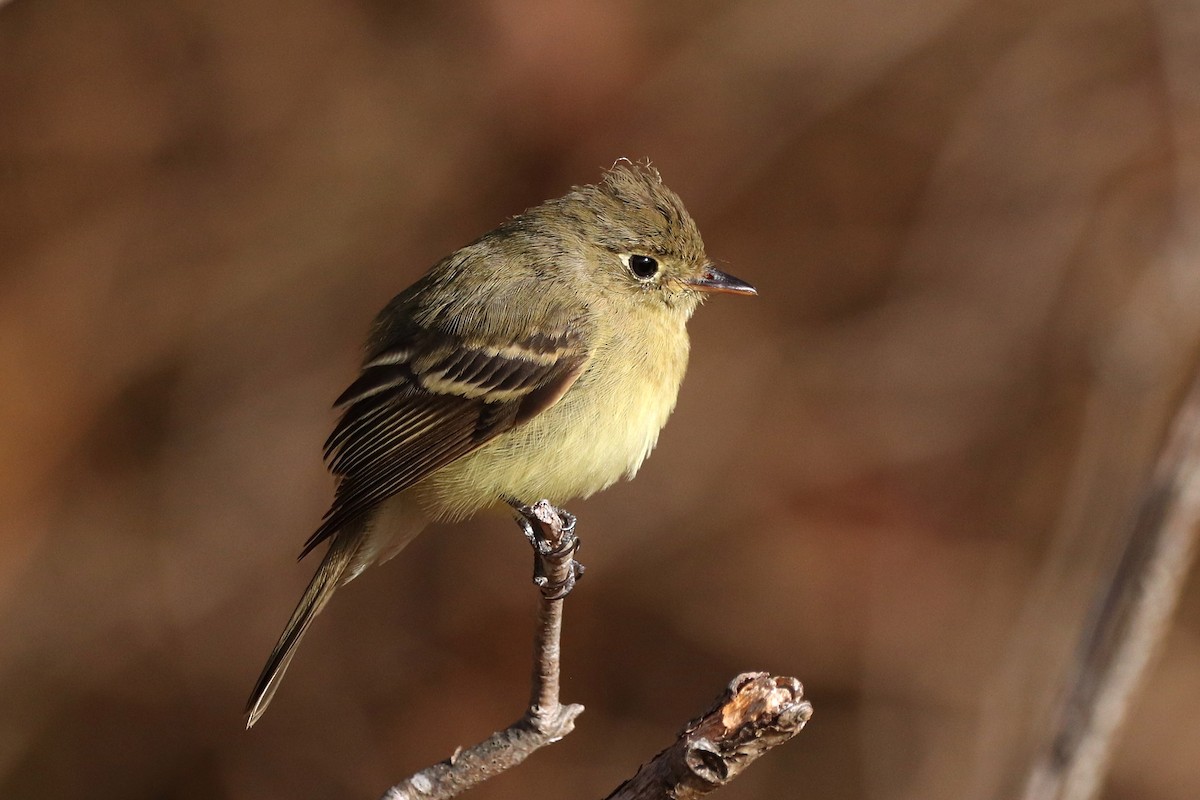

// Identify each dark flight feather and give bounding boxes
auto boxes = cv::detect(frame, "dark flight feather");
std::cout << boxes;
[298,323,589,560]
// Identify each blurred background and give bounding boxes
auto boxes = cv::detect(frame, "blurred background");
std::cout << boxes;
[2,0,1199,798]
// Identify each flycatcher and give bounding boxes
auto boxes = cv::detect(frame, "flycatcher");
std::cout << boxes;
[246,161,755,726]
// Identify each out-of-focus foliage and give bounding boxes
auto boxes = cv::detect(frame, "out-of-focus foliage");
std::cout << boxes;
[1,1,1198,798]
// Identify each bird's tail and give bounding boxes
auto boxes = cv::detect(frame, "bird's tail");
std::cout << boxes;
[245,527,360,728]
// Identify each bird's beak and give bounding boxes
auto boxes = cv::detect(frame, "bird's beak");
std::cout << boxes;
[685,266,757,296]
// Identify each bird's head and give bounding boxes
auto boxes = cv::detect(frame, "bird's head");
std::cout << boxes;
[550,161,756,316]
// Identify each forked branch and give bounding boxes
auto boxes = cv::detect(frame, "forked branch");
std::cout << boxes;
[377,502,811,799]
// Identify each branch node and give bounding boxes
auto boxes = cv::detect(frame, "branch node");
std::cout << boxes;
[605,671,812,800]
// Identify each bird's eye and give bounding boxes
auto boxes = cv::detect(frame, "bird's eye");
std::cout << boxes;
[628,254,659,280]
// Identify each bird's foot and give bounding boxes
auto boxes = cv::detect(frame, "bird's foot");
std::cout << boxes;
[507,499,585,599]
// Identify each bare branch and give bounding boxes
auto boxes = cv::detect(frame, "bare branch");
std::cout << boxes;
[1022,365,1200,800]
[604,672,813,800]
[376,503,811,799]
[379,501,585,800]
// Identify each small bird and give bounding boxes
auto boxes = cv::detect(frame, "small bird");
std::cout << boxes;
[245,161,755,726]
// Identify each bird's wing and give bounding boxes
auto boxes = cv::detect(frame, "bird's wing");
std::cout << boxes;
[299,318,590,559]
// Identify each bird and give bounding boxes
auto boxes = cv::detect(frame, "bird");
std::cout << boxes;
[245,161,756,727]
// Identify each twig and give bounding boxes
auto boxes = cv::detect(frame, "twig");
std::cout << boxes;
[604,672,813,800]
[1022,366,1200,800]
[379,500,585,800]
[377,504,811,799]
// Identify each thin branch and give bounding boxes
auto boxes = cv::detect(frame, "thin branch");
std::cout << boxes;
[604,672,813,800]
[380,500,585,800]
[376,503,811,799]
[1022,365,1200,800]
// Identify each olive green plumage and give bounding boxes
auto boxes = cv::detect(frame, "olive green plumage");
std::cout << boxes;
[246,162,755,727]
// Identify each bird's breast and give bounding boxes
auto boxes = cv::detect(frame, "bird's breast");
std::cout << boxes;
[414,309,691,520]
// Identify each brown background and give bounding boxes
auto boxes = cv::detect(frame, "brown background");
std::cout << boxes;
[2,1,1199,798]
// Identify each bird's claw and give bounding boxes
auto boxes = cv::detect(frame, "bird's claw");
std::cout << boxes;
[508,499,585,598]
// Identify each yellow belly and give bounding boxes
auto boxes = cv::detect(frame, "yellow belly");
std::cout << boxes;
[411,313,691,521]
